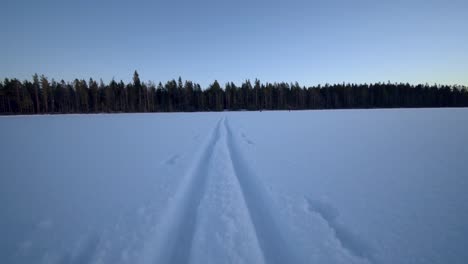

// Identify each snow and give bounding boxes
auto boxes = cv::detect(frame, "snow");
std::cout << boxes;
[1,109,468,264]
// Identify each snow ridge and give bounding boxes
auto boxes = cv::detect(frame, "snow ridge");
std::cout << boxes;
[225,118,298,264]
[141,118,223,264]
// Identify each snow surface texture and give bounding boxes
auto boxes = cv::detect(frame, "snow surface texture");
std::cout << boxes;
[1,109,468,264]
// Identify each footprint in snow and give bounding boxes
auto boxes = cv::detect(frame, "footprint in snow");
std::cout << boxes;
[305,197,376,263]
[163,154,181,166]
[241,133,255,145]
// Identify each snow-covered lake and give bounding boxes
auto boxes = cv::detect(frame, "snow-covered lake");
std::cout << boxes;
[1,109,467,264]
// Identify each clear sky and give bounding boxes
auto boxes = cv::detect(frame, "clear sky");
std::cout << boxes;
[1,0,467,87]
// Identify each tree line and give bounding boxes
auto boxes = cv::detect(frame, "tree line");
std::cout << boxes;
[1,71,467,114]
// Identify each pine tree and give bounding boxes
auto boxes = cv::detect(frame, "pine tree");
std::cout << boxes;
[40,75,49,113]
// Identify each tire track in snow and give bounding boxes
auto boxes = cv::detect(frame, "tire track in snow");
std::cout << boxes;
[225,118,297,264]
[140,118,223,264]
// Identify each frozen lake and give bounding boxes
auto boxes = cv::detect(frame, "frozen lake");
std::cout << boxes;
[1,108,468,264]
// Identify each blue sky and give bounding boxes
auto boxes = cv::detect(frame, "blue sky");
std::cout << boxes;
[1,0,467,87]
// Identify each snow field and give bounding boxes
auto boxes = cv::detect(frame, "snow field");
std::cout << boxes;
[1,109,468,264]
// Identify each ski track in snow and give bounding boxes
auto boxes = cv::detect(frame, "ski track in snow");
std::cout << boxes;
[140,118,223,264]
[225,119,297,264]
[140,116,296,264]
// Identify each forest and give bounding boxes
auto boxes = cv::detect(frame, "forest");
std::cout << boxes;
[1,71,467,114]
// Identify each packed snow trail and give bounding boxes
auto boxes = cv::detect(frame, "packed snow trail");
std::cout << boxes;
[225,118,297,264]
[140,118,223,264]
[140,117,296,264]
[189,117,265,264]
